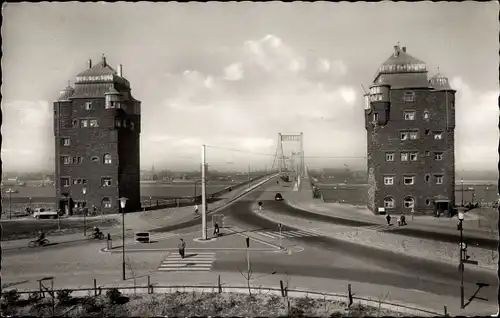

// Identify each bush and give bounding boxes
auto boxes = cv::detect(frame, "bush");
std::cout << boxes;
[56,289,72,305]
[2,289,20,305]
[28,291,42,302]
[106,288,122,305]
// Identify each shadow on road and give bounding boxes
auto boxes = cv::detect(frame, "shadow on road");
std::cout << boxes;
[464,282,490,308]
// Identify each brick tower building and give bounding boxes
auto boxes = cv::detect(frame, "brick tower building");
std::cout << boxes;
[364,44,456,216]
[53,55,141,215]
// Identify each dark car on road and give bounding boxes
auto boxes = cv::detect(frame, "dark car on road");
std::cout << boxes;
[275,193,283,201]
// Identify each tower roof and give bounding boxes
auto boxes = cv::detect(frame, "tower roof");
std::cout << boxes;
[76,54,117,77]
[380,44,425,67]
[57,82,75,101]
[372,44,430,89]
[429,71,453,91]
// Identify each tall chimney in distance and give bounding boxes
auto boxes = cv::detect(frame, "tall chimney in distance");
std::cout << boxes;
[118,64,123,77]
[88,59,92,69]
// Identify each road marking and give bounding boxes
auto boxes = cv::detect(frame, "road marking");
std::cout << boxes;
[158,252,216,272]
[255,230,320,240]
[360,224,399,232]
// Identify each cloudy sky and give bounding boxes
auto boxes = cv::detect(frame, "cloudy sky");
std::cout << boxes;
[2,2,498,172]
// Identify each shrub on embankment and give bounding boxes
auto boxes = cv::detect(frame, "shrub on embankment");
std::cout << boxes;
[1,288,408,317]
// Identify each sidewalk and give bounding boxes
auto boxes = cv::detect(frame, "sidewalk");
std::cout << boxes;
[286,193,498,240]
[4,270,496,316]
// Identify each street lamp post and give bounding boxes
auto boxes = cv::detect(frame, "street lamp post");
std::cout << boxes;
[9,189,12,220]
[120,197,128,281]
[149,196,152,208]
[29,197,32,213]
[458,211,465,309]
[82,187,87,237]
[461,178,464,206]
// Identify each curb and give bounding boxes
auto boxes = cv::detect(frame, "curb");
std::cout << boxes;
[8,283,442,316]
[102,247,278,253]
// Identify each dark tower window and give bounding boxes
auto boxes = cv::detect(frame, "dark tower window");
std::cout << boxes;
[384,197,395,208]
[425,129,430,135]
[425,199,431,206]
[403,196,415,208]
[102,197,112,208]
[72,119,78,128]
[404,111,415,121]
[103,154,112,164]
[85,102,93,110]
[101,177,112,187]
[92,156,99,162]
[403,92,415,103]
[425,174,430,182]
[61,138,70,146]
[373,113,379,122]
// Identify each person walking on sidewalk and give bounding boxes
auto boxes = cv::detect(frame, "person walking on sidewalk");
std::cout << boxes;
[386,214,391,226]
[213,223,220,237]
[178,238,186,258]
[194,204,199,214]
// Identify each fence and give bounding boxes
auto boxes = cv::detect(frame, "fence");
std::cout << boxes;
[1,277,444,317]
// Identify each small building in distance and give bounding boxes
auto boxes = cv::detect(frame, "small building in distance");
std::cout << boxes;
[364,44,456,216]
[53,55,141,215]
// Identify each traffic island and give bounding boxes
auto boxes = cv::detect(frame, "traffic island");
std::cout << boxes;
[106,230,279,253]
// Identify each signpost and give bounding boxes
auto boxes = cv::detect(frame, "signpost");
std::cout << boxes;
[278,223,282,247]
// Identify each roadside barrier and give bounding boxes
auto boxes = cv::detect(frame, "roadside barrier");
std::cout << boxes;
[135,232,150,243]
[2,276,444,317]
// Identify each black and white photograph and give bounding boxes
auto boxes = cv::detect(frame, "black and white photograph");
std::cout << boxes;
[1,2,498,317]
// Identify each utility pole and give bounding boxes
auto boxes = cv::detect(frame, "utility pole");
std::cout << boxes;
[201,145,207,240]
[461,178,464,206]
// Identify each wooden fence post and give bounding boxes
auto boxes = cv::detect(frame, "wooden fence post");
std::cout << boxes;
[348,284,353,308]
[94,279,97,297]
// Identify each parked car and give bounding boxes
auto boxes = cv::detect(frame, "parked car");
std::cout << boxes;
[33,208,59,219]
[275,193,283,201]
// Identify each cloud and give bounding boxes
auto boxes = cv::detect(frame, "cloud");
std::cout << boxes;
[146,34,359,169]
[1,100,54,171]
[223,63,244,81]
[451,77,498,170]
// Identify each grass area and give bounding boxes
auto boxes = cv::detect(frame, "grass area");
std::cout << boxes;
[1,289,407,317]
[0,218,119,241]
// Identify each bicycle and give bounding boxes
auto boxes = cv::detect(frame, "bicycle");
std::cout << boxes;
[28,238,50,248]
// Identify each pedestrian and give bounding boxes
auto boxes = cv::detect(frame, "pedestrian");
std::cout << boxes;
[178,238,186,258]
[386,214,391,225]
[194,204,199,214]
[401,214,406,226]
[214,223,220,237]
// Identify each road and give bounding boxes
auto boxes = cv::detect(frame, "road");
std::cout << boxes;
[2,177,498,314]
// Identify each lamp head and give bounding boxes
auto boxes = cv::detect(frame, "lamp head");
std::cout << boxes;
[119,197,128,209]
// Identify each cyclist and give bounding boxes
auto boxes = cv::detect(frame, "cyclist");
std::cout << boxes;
[92,226,101,238]
[35,230,46,243]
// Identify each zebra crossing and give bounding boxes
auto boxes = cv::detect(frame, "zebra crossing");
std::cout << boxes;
[254,229,321,240]
[158,252,216,272]
[360,224,399,232]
